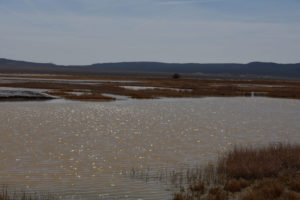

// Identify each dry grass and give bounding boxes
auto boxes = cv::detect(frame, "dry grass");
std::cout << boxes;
[241,178,285,200]
[173,143,300,200]
[206,187,228,200]
[45,89,115,101]
[189,181,205,194]
[223,179,251,193]
[289,177,300,192]
[0,187,56,200]
[218,143,300,179]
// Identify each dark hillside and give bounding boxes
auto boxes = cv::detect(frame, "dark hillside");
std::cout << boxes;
[1,58,300,78]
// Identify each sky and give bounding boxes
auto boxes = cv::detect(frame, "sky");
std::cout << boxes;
[0,0,300,65]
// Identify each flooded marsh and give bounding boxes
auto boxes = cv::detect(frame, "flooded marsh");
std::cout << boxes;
[1,75,300,101]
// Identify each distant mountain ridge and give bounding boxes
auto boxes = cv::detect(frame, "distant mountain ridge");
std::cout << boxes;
[1,58,300,78]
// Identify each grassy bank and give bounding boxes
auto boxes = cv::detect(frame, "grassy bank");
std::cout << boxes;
[173,143,300,200]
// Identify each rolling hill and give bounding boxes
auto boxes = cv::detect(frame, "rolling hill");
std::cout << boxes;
[1,58,300,78]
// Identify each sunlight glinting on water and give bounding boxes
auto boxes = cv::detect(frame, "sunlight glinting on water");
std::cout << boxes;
[0,97,300,199]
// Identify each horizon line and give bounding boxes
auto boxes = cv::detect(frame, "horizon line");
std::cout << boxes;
[1,57,300,66]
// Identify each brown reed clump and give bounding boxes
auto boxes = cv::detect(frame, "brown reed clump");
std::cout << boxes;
[217,143,300,180]
[241,178,285,200]
[288,176,300,192]
[205,187,228,200]
[173,143,300,200]
[223,179,251,193]
[279,191,300,200]
[189,181,205,194]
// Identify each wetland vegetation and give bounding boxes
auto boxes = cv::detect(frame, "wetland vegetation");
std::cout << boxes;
[1,74,300,101]
[173,143,300,200]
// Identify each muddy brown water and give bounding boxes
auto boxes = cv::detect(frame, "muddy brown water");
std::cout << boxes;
[0,97,299,199]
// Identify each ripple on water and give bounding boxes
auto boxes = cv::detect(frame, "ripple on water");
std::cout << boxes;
[0,97,300,199]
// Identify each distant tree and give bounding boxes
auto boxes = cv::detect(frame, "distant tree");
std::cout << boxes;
[172,73,180,79]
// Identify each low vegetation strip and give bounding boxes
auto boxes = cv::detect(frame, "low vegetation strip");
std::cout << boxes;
[45,89,115,101]
[173,143,300,200]
[1,75,300,101]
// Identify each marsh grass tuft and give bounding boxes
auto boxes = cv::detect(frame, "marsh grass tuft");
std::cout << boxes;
[0,187,56,200]
[173,143,300,200]
[218,143,300,179]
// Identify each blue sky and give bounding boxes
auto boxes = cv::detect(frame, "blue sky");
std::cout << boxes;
[0,0,300,65]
